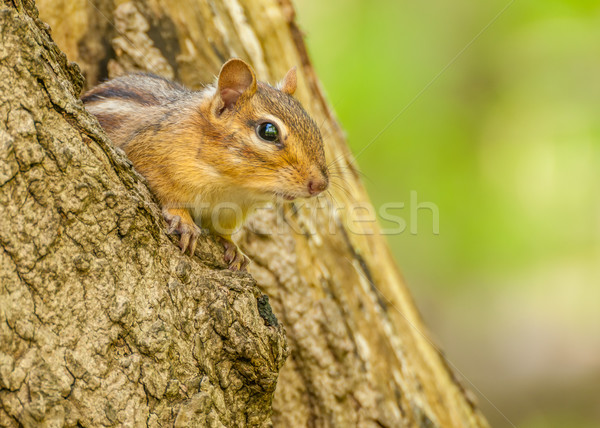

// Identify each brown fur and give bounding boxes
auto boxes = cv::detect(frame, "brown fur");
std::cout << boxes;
[82,59,328,262]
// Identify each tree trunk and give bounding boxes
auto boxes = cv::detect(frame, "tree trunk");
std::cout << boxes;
[0,0,489,427]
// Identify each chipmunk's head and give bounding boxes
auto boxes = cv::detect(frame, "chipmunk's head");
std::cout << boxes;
[205,58,328,201]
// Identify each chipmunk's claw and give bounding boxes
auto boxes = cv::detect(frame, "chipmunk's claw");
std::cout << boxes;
[165,214,181,234]
[163,208,201,255]
[219,237,250,271]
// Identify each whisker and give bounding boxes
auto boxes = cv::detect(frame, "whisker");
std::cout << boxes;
[324,189,339,208]
[329,181,354,200]
[327,162,371,182]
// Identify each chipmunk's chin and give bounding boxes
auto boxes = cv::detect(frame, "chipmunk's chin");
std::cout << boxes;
[275,194,296,201]
[272,191,299,201]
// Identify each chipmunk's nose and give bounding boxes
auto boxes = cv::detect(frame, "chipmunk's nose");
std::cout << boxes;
[308,175,328,196]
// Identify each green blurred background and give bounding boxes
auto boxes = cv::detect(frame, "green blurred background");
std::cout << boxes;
[297,1,600,426]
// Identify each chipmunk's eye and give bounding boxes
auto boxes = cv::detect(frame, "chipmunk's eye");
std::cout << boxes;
[256,122,279,143]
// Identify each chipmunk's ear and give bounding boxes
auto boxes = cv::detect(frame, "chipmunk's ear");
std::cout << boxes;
[217,59,257,111]
[279,66,297,95]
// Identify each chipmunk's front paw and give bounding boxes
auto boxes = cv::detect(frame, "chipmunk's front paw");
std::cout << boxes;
[218,237,250,271]
[163,208,202,255]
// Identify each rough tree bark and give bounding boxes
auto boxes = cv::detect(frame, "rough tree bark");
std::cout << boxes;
[0,0,490,427]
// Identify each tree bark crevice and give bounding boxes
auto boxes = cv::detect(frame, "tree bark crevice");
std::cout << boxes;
[1,2,286,427]
[0,0,490,426]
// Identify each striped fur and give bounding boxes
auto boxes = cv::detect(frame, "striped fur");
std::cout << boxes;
[82,60,328,247]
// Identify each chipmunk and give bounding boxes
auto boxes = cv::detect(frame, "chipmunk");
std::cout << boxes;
[82,59,328,270]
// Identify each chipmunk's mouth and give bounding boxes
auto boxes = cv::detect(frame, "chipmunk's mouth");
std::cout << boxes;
[273,191,297,201]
